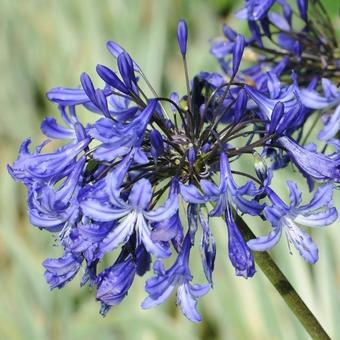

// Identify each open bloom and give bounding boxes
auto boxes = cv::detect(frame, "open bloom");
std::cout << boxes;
[248,182,338,263]
[81,175,178,259]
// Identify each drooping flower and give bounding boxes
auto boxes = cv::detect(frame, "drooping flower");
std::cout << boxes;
[141,234,210,323]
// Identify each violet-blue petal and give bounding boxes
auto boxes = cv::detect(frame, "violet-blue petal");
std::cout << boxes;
[41,117,75,139]
[268,101,284,134]
[137,214,171,258]
[128,178,152,210]
[294,208,338,227]
[176,283,206,323]
[144,193,178,222]
[285,221,318,264]
[81,200,131,222]
[180,183,206,203]
[117,52,137,91]
[287,180,302,208]
[226,207,255,278]
[297,0,308,21]
[298,183,334,213]
[106,40,140,72]
[99,212,136,254]
[247,226,282,251]
[46,87,90,106]
[43,252,83,289]
[318,105,340,141]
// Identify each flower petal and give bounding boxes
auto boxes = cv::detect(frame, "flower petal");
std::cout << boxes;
[247,226,282,251]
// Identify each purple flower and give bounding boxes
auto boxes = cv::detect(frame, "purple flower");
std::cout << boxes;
[141,234,210,323]
[81,174,178,258]
[297,0,308,22]
[88,100,156,162]
[8,138,89,183]
[181,153,263,216]
[248,182,338,263]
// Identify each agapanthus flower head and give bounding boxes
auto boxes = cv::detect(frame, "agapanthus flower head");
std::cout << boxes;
[9,0,339,323]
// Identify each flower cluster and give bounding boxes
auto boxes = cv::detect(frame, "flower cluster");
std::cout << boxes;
[9,0,339,322]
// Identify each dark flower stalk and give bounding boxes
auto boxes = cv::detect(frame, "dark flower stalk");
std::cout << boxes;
[8,0,339,335]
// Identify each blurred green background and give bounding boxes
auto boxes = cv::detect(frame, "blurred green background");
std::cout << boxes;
[0,0,339,339]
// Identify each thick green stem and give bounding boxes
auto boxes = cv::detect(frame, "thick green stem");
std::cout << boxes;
[235,215,331,340]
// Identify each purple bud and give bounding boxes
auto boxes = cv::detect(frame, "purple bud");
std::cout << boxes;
[150,130,164,159]
[232,34,245,76]
[177,19,188,56]
[170,92,179,113]
[106,41,141,72]
[280,2,293,25]
[96,64,129,95]
[117,52,137,90]
[95,89,110,117]
[187,145,196,167]
[80,72,96,104]
[223,24,237,41]
[297,0,308,22]
[201,143,211,154]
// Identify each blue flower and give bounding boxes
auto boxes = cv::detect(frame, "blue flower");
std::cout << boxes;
[88,100,156,162]
[180,153,259,278]
[141,234,210,323]
[8,138,89,182]
[81,173,178,258]
[248,182,338,263]
[28,158,85,232]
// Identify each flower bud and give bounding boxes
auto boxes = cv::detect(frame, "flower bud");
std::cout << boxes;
[177,19,188,56]
[150,130,164,159]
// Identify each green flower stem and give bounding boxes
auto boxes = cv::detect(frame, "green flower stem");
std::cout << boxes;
[235,214,331,340]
